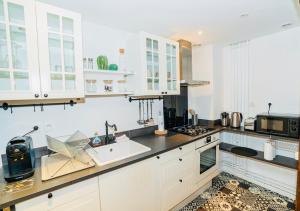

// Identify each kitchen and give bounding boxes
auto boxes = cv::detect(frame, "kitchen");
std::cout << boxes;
[0,0,300,211]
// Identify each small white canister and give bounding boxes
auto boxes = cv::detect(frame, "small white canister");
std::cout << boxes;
[295,151,299,161]
[264,141,274,161]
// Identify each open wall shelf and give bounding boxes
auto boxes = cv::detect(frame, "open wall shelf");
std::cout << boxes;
[84,69,135,76]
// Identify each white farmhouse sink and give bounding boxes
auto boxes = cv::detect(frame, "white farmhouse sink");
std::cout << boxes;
[86,140,151,166]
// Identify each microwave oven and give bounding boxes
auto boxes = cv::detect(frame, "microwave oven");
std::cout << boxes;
[256,113,300,138]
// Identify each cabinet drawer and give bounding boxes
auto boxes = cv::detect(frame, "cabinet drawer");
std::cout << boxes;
[159,142,195,162]
[15,178,99,211]
[48,177,99,209]
[15,194,48,211]
[162,174,193,211]
[161,158,181,187]
[178,142,195,155]
[48,192,100,211]
[161,152,194,189]
[179,152,194,178]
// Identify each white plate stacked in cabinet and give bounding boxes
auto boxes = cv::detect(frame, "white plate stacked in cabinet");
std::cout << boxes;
[159,143,195,211]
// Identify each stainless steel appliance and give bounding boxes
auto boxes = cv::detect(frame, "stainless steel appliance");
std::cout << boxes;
[244,117,256,131]
[178,40,210,86]
[256,113,300,138]
[194,133,220,186]
[230,112,243,128]
[189,109,198,126]
[172,125,213,136]
[221,112,230,127]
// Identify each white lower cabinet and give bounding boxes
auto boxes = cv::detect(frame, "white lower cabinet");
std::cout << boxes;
[48,192,100,211]
[98,157,161,211]
[15,195,48,211]
[160,144,195,211]
[15,142,198,211]
[15,177,100,211]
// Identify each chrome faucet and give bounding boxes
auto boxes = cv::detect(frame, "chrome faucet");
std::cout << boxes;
[105,121,118,145]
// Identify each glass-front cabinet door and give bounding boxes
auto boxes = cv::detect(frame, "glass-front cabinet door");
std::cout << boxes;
[0,0,40,101]
[165,41,179,94]
[36,2,84,99]
[144,35,162,95]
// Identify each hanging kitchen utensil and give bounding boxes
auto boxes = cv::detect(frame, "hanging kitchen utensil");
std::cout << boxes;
[150,100,153,120]
[148,99,154,125]
[137,100,144,125]
[146,100,149,124]
[142,100,145,125]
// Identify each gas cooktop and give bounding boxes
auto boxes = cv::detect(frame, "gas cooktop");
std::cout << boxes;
[172,125,214,136]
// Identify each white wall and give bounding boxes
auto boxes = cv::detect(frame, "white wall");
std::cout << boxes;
[0,21,161,165]
[189,44,223,120]
[222,27,300,118]
[190,27,300,120]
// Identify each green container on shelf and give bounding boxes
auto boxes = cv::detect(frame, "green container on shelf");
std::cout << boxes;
[97,55,108,70]
[108,64,118,71]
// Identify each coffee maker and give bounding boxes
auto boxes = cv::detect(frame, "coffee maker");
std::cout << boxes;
[3,126,38,182]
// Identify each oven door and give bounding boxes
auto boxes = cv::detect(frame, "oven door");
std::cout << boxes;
[195,140,220,184]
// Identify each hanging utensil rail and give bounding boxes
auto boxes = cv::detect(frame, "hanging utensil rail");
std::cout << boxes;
[128,96,163,102]
[0,100,77,113]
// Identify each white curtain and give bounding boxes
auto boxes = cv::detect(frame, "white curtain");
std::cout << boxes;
[223,40,251,118]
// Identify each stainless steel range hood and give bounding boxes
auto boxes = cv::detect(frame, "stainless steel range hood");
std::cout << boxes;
[178,39,210,86]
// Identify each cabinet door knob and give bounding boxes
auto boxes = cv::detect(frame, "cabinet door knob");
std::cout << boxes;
[34,94,39,98]
[156,156,160,159]
[44,94,48,98]
[179,158,182,162]
[48,193,53,199]
[179,147,182,150]
[161,92,164,94]
[179,179,183,183]
[165,92,168,94]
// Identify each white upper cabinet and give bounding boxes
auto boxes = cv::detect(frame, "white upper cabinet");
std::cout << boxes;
[163,39,180,95]
[133,32,180,96]
[140,32,163,95]
[36,2,84,99]
[0,1,84,101]
[0,0,40,101]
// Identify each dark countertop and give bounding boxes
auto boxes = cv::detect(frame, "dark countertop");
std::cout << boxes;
[220,142,298,170]
[1,125,298,208]
[0,128,222,209]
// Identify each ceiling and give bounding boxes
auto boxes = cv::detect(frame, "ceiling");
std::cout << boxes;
[39,0,300,44]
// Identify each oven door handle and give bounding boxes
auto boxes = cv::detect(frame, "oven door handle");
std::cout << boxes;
[197,140,220,153]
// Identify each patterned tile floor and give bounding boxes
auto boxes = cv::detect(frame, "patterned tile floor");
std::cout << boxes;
[180,172,295,211]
